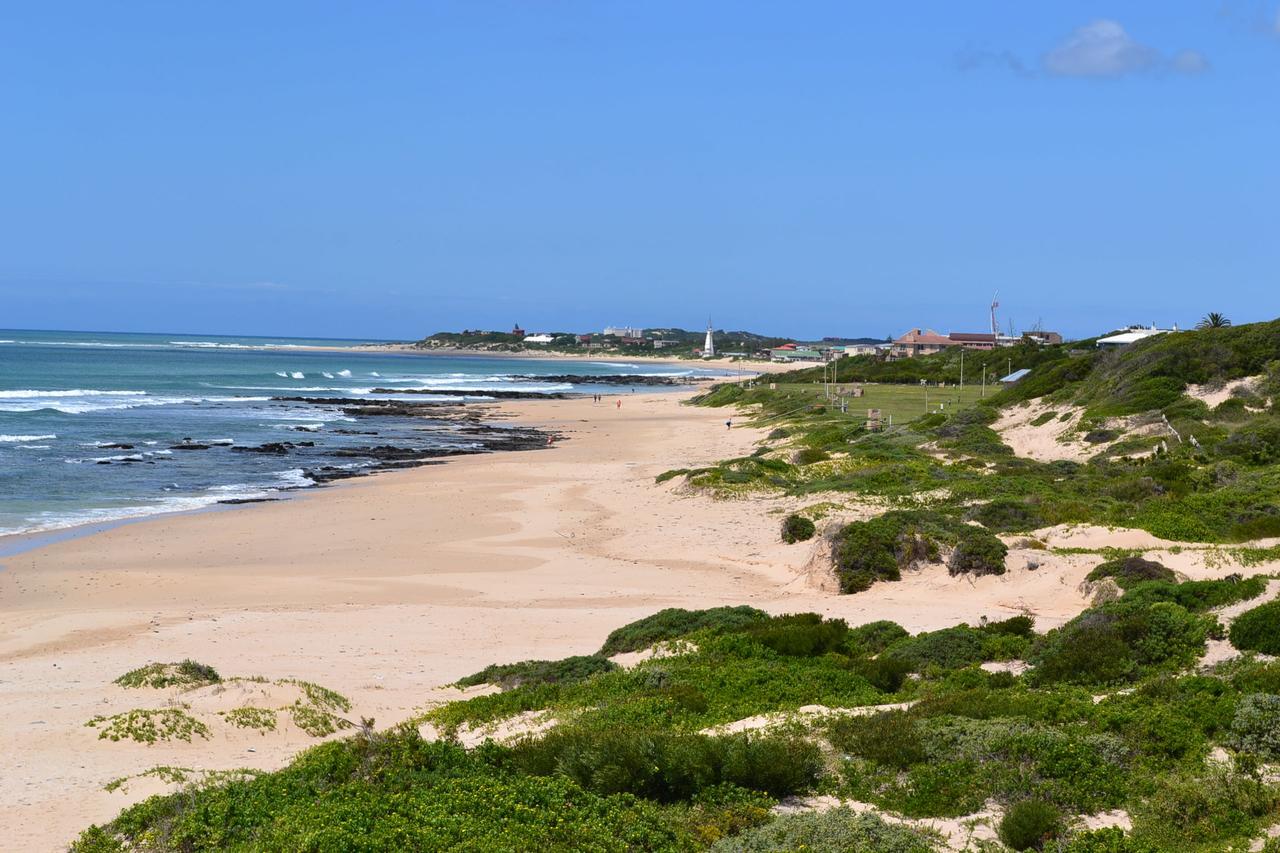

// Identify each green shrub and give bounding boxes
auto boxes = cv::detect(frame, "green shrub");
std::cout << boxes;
[983,614,1036,638]
[885,626,988,671]
[967,498,1045,533]
[598,606,769,655]
[846,620,909,655]
[794,447,830,465]
[709,807,940,852]
[853,656,914,693]
[832,511,962,593]
[1121,575,1266,612]
[1133,768,1279,847]
[1086,556,1176,588]
[780,513,816,543]
[1031,600,1212,686]
[114,660,221,690]
[1031,411,1058,427]
[742,613,848,657]
[998,800,1061,851]
[947,528,1008,577]
[1229,599,1280,655]
[511,724,821,801]
[827,709,925,769]
[73,732,689,852]
[1228,693,1280,759]
[458,655,617,689]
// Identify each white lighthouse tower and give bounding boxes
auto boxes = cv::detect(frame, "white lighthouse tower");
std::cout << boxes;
[703,319,715,359]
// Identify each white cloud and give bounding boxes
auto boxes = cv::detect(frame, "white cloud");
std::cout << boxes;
[1043,20,1163,77]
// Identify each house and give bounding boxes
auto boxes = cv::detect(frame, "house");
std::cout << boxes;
[844,343,883,357]
[770,347,823,362]
[948,332,997,351]
[511,324,525,338]
[1096,325,1176,349]
[576,334,593,344]
[523,334,556,344]
[1023,330,1064,346]
[890,329,954,358]
[620,336,647,346]
[652,339,678,349]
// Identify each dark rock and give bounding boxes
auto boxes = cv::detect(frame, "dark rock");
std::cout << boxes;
[231,442,292,455]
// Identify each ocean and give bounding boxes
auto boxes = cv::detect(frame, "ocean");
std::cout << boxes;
[0,329,724,538]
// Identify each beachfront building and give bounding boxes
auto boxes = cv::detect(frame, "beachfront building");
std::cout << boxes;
[603,325,643,338]
[523,333,556,344]
[512,324,525,338]
[1097,325,1177,349]
[948,332,998,351]
[770,347,822,362]
[889,329,953,358]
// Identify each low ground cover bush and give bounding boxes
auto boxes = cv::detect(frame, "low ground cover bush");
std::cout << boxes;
[779,513,815,543]
[86,708,210,744]
[1229,599,1280,654]
[1131,767,1280,848]
[114,660,221,690]
[709,807,940,852]
[1228,693,1280,759]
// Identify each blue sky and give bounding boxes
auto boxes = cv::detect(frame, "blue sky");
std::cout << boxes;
[1,2,1276,340]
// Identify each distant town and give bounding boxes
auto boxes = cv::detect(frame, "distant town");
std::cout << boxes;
[414,317,1181,362]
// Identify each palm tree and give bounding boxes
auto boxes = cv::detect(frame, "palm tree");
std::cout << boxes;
[1197,312,1231,329]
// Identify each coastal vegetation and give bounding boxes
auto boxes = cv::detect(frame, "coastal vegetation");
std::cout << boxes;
[673,319,1280,579]
[74,593,1280,851]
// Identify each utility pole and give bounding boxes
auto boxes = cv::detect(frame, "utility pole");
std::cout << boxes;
[982,365,986,398]
[925,385,929,413]
[960,349,965,389]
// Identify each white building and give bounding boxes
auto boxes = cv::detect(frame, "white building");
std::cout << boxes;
[603,326,643,338]
[523,334,556,344]
[1096,325,1177,349]
[703,320,715,358]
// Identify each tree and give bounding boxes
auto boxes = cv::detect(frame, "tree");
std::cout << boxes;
[1197,312,1232,329]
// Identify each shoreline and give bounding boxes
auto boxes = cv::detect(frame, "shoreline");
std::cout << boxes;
[0,389,1180,849]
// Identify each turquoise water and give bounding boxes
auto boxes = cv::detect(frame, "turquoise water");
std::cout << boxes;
[0,330,716,536]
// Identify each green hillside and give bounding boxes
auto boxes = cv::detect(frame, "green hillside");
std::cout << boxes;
[682,318,1280,547]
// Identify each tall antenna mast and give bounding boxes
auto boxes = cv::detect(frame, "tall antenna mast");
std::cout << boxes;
[989,291,1000,338]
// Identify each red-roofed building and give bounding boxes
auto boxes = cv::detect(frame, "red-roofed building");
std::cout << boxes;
[890,329,954,359]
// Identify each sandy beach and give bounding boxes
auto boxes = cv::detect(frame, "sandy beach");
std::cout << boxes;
[2,390,1273,850]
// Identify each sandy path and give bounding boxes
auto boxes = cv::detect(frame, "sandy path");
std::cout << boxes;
[3,391,1266,848]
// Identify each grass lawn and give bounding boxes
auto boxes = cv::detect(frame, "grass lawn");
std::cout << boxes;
[747,381,991,429]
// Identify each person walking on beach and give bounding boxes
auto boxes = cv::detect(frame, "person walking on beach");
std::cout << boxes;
[616,399,621,409]
[725,419,732,430]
